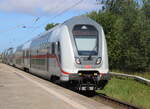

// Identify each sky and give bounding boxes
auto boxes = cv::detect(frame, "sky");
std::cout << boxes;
[0,0,102,53]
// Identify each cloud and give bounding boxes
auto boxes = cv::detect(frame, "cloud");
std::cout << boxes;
[0,0,101,16]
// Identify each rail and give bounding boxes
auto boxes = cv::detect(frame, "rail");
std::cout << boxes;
[110,72,150,86]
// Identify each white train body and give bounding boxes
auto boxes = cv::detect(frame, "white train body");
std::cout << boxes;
[2,16,110,90]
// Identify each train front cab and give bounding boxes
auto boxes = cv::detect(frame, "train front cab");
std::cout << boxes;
[59,21,110,91]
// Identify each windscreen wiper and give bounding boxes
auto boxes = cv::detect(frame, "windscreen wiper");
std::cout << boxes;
[87,45,97,60]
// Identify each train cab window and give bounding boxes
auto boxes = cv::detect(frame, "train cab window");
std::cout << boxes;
[72,25,98,56]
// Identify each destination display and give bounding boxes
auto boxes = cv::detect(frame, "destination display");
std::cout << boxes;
[73,30,98,36]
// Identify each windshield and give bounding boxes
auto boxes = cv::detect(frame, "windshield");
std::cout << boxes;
[73,25,98,56]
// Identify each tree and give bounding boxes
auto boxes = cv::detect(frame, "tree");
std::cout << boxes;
[45,23,59,31]
[88,0,150,72]
[142,0,150,20]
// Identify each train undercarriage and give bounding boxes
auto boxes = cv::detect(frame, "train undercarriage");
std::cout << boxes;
[59,71,110,91]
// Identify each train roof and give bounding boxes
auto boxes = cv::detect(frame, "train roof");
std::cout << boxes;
[63,15,102,29]
[16,45,23,51]
[33,15,100,39]
[15,16,102,49]
[12,48,17,53]
[63,16,94,25]
[22,40,32,50]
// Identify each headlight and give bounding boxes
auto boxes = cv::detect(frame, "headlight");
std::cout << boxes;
[75,57,81,64]
[96,57,101,64]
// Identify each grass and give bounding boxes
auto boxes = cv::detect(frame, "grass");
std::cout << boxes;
[97,77,150,109]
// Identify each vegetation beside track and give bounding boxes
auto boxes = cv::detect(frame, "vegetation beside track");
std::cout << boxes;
[97,77,150,109]
[88,0,150,73]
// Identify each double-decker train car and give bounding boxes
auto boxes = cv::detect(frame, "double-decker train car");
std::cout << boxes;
[1,50,5,63]
[7,48,14,66]
[2,16,110,91]
[2,49,7,64]
[2,48,13,64]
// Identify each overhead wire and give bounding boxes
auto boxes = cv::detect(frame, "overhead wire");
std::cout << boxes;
[25,0,84,40]
[22,0,68,38]
[1,0,84,48]
[0,16,40,34]
[28,0,67,27]
[1,0,83,35]
[40,0,84,27]
[0,25,23,34]
[0,17,41,49]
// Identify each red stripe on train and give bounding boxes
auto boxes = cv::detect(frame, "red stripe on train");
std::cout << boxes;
[15,54,71,75]
[15,54,56,59]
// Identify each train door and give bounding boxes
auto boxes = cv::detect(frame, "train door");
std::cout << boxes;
[23,50,26,67]
[27,50,31,69]
[24,50,29,69]
[48,42,61,78]
[48,43,54,75]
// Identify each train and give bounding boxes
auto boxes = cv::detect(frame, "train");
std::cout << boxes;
[2,16,110,91]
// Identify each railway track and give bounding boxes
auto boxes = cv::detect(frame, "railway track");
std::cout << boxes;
[77,91,144,109]
[91,93,144,109]
[55,82,144,109]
